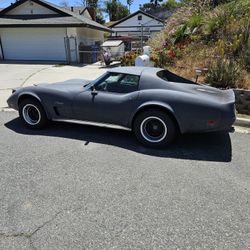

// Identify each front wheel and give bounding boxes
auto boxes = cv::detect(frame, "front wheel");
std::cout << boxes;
[19,98,48,129]
[133,110,177,148]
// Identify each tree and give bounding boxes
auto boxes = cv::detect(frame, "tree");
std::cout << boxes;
[162,0,182,9]
[127,0,134,13]
[150,0,163,7]
[96,8,105,24]
[59,0,69,7]
[77,0,105,24]
[140,3,156,12]
[104,0,129,21]
[86,0,99,8]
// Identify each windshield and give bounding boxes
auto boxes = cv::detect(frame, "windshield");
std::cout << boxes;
[84,72,109,89]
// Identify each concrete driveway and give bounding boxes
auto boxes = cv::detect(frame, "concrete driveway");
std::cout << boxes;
[0,63,107,109]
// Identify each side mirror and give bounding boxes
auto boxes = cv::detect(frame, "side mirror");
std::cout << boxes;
[90,86,98,96]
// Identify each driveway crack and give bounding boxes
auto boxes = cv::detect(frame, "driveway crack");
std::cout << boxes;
[0,210,63,250]
[21,66,52,87]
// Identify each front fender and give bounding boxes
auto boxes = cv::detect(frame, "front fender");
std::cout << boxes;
[18,92,42,103]
[17,92,52,119]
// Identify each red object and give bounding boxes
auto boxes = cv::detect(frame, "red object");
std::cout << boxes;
[208,120,217,125]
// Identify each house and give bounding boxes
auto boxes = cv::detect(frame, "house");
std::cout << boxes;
[109,10,164,50]
[65,6,96,21]
[0,0,111,63]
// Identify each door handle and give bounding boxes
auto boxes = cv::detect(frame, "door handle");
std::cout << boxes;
[91,90,98,96]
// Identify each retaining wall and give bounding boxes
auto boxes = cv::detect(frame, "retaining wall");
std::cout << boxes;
[234,89,250,115]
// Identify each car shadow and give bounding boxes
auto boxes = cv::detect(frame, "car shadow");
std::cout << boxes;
[5,118,232,162]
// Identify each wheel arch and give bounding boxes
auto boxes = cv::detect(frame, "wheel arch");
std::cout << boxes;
[18,93,41,105]
[17,93,51,119]
[130,103,181,133]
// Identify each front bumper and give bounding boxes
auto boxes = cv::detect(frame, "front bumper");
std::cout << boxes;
[7,93,19,110]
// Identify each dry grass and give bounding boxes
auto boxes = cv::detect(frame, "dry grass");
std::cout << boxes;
[148,0,250,89]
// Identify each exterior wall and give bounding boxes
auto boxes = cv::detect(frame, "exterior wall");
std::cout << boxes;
[112,30,161,38]
[114,13,163,27]
[234,89,250,115]
[111,13,164,37]
[76,27,104,46]
[7,1,57,15]
[67,27,77,37]
[76,27,104,63]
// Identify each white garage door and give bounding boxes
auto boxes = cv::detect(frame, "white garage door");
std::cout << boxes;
[0,28,67,61]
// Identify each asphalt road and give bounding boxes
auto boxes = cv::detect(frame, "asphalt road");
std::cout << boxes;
[0,111,249,250]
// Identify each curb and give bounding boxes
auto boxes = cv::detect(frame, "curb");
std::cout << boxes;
[234,117,250,128]
[0,107,16,112]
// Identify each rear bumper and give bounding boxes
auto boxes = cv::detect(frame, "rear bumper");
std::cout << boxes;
[181,103,236,134]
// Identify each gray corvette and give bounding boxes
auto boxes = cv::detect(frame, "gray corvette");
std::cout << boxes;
[7,66,236,147]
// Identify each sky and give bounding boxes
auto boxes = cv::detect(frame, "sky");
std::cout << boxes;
[0,0,149,13]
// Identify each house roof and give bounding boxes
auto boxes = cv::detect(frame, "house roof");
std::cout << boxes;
[109,10,164,28]
[101,40,123,47]
[0,0,111,32]
[64,6,86,15]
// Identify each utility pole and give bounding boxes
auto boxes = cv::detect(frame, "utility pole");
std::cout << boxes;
[141,24,144,51]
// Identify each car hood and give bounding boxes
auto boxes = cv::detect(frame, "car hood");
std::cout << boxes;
[35,79,91,93]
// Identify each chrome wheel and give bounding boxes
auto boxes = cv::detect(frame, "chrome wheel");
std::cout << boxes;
[140,116,167,143]
[22,104,41,126]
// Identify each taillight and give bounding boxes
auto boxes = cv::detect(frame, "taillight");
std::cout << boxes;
[207,120,217,126]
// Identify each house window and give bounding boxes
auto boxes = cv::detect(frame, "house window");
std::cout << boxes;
[138,15,142,21]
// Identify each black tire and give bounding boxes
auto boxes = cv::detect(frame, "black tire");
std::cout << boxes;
[18,98,48,129]
[133,109,177,148]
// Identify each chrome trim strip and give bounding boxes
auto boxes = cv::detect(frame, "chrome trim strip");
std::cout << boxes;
[52,119,131,131]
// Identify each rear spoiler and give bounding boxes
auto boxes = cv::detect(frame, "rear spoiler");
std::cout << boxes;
[223,89,235,104]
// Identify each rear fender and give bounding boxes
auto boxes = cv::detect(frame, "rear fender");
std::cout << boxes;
[129,101,182,132]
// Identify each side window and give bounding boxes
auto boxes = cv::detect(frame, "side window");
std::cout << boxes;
[95,73,123,91]
[120,75,140,92]
[95,73,140,94]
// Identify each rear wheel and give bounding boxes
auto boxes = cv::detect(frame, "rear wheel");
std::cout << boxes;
[133,109,177,148]
[19,98,48,129]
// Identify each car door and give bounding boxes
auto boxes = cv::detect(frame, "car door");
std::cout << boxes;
[72,72,140,127]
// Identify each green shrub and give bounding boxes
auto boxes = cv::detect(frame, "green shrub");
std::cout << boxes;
[205,58,240,88]
[206,14,227,35]
[187,15,203,30]
[227,0,250,18]
[241,50,250,72]
[172,24,191,44]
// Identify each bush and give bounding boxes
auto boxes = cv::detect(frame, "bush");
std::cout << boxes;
[187,15,203,30]
[205,14,227,36]
[120,51,140,66]
[205,58,240,88]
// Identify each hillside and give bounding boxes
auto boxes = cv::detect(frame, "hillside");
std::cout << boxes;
[148,0,250,89]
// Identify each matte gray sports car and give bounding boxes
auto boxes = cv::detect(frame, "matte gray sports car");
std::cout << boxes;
[7,66,236,147]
